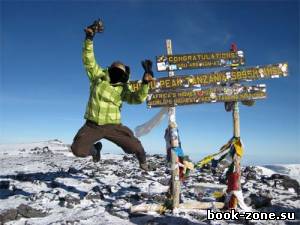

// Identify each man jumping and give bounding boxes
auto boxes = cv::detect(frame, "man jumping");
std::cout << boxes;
[71,20,154,170]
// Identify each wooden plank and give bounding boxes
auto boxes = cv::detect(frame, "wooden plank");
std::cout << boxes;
[178,201,225,210]
[130,201,224,213]
[129,63,288,92]
[156,51,245,71]
[130,204,164,213]
[147,85,266,108]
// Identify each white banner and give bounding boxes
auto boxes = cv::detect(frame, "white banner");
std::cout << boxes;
[134,108,168,137]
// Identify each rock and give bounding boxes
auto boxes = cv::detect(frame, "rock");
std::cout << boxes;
[50,180,61,188]
[270,173,290,180]
[123,155,134,161]
[151,194,167,203]
[103,159,117,164]
[17,204,47,218]
[131,175,146,181]
[242,187,249,193]
[100,185,113,195]
[158,178,169,186]
[15,173,32,182]
[43,146,50,152]
[249,192,272,208]
[185,191,197,199]
[29,146,53,155]
[246,171,257,180]
[105,203,129,219]
[82,179,92,184]
[114,170,127,177]
[51,139,63,143]
[164,169,170,175]
[280,177,299,194]
[243,166,260,180]
[0,209,18,223]
[85,192,104,200]
[0,180,10,189]
[152,154,164,159]
[59,195,80,208]
[67,167,81,174]
[148,162,158,171]
[125,193,140,203]
[244,196,252,206]
[269,174,300,194]
[218,176,227,184]
[91,186,100,192]
[152,171,165,178]
[261,176,273,186]
[89,186,105,199]
[59,219,80,224]
[110,209,129,220]
[140,192,150,199]
[128,185,141,192]
[196,176,213,183]
[188,212,206,221]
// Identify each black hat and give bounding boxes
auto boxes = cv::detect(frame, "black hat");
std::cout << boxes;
[108,61,130,84]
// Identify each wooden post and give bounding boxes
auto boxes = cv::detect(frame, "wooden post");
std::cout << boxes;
[228,101,241,209]
[233,102,240,138]
[229,43,241,209]
[166,39,180,209]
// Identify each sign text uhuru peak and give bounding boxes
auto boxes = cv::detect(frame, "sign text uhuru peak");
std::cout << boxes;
[129,63,288,92]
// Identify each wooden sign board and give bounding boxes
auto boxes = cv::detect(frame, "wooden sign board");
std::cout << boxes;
[156,51,245,71]
[147,85,266,108]
[129,63,288,92]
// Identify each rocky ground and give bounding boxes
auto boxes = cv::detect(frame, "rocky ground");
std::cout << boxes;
[0,140,299,225]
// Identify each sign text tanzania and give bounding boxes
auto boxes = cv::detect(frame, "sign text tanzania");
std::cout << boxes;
[129,63,288,92]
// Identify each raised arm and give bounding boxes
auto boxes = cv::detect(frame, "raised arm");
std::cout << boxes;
[122,60,154,104]
[82,19,107,81]
[82,40,106,81]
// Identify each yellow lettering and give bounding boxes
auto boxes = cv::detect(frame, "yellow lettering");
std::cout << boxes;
[165,79,171,88]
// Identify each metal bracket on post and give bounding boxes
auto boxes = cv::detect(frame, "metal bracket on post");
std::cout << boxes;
[166,39,180,210]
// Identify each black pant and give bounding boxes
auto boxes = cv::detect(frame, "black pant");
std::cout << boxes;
[71,120,146,163]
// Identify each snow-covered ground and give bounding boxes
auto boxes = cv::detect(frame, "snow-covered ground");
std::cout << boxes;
[0,140,299,225]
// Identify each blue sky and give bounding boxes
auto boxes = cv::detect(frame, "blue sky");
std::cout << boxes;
[1,0,299,165]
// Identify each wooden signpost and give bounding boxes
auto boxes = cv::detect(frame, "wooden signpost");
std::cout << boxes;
[131,40,288,212]
[147,85,266,107]
[129,63,287,92]
[156,50,245,71]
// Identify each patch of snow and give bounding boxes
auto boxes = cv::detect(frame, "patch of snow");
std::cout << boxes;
[263,164,300,183]
[256,166,276,177]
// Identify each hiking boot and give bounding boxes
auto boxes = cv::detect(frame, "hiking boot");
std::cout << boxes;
[139,162,149,171]
[92,142,102,162]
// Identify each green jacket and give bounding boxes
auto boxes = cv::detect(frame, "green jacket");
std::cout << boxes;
[82,39,149,125]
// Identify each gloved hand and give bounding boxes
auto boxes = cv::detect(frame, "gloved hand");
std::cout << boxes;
[142,73,155,84]
[141,59,154,84]
[84,19,104,40]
